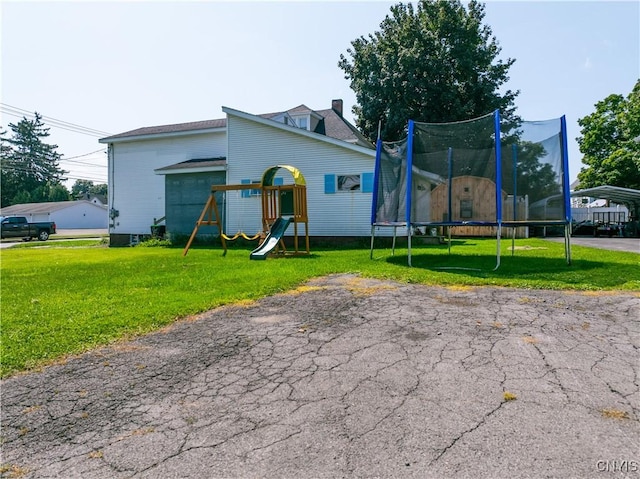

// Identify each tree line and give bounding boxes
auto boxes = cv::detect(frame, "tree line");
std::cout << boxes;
[0,113,107,208]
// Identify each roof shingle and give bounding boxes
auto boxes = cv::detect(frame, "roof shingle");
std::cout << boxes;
[100,103,374,149]
[101,118,227,141]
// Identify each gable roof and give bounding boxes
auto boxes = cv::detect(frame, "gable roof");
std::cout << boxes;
[222,106,376,157]
[0,200,106,216]
[100,118,227,143]
[282,104,318,116]
[315,107,372,146]
[99,101,374,149]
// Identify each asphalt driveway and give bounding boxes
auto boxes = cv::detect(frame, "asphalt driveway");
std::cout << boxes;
[545,236,640,254]
[1,274,638,478]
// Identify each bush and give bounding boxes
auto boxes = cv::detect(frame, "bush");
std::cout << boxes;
[136,237,173,247]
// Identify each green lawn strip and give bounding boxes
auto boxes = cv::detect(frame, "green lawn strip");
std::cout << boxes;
[1,239,638,377]
[9,239,106,249]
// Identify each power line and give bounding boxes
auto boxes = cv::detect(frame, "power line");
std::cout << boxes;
[2,154,107,169]
[63,148,107,160]
[59,148,107,168]
[1,109,108,138]
[1,103,112,136]
[2,164,106,182]
[60,158,107,168]
[0,104,113,137]
[0,106,111,185]
[64,174,108,183]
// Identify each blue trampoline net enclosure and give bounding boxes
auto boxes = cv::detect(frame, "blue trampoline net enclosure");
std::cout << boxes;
[372,111,571,230]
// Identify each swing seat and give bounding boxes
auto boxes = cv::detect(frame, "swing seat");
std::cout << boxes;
[221,232,239,241]
[240,232,262,241]
[221,231,262,241]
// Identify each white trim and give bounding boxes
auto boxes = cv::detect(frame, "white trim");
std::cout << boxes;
[222,106,376,157]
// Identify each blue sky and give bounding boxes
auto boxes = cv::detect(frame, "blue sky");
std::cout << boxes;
[1,1,638,186]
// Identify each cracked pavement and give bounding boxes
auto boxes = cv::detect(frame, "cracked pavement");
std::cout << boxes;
[1,274,639,478]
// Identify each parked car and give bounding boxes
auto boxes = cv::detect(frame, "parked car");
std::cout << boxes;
[594,222,620,238]
[571,220,596,236]
[0,216,56,241]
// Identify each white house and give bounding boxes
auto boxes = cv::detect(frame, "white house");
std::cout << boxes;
[99,100,379,246]
[0,200,108,229]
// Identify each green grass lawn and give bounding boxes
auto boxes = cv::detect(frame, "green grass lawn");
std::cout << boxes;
[1,238,638,377]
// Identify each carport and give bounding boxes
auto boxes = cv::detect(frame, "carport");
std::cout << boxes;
[572,185,640,217]
[571,185,640,237]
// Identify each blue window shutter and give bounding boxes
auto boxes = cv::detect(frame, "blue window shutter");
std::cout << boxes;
[324,174,336,194]
[241,179,250,198]
[361,172,374,193]
[274,177,284,186]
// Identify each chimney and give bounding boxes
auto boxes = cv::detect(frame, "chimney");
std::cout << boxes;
[332,99,343,117]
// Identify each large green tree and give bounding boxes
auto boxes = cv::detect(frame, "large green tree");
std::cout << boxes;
[577,79,640,190]
[338,0,518,141]
[1,113,69,207]
[71,179,108,200]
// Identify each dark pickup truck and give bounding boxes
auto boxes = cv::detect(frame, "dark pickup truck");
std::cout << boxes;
[0,216,57,241]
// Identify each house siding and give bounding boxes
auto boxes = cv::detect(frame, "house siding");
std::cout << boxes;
[109,132,226,235]
[226,115,376,237]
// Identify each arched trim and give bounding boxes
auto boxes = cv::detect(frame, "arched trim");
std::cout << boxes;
[261,165,306,186]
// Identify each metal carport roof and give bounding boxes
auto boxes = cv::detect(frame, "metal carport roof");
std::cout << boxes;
[571,185,640,217]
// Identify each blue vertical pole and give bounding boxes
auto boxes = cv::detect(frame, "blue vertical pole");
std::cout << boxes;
[494,110,503,222]
[406,121,415,267]
[560,115,571,224]
[371,138,383,225]
[405,121,415,226]
[560,115,572,265]
[512,143,517,221]
[447,147,453,222]
[494,110,503,269]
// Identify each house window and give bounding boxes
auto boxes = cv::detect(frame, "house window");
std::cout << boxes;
[298,117,308,130]
[324,173,374,194]
[241,177,284,197]
[338,175,361,191]
[241,179,262,197]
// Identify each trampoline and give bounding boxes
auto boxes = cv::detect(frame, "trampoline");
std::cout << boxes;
[370,110,572,268]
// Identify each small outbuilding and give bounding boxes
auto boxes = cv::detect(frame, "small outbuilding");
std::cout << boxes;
[0,200,108,229]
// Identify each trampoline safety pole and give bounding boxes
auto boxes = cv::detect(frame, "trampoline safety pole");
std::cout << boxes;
[494,109,503,270]
[512,143,518,257]
[369,225,375,259]
[561,115,572,266]
[406,120,415,267]
[370,137,383,260]
[493,224,502,271]
[392,226,397,255]
[447,147,453,223]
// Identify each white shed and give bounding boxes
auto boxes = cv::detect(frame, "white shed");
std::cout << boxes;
[0,200,108,229]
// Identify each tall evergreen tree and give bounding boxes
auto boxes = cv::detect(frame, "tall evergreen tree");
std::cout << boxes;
[1,113,68,207]
[338,0,518,142]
